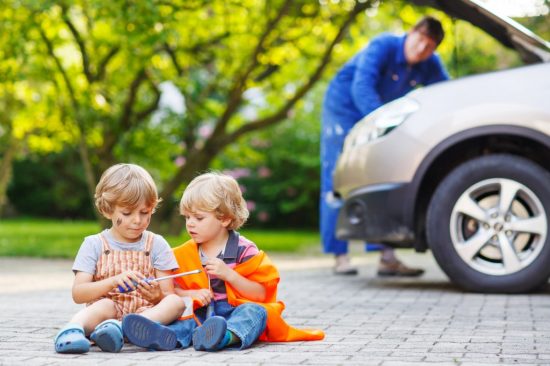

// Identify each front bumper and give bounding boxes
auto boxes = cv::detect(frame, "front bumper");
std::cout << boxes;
[335,182,415,246]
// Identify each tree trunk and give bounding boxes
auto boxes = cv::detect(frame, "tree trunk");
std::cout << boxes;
[76,132,106,225]
[0,135,18,217]
[151,145,219,234]
[150,3,371,236]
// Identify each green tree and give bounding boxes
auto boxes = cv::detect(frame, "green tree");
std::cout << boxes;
[12,0,376,232]
[3,0,544,230]
[0,5,75,216]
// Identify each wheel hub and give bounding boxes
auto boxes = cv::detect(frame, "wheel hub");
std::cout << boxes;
[450,178,547,276]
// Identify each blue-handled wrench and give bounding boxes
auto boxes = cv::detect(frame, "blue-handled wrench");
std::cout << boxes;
[117,269,202,293]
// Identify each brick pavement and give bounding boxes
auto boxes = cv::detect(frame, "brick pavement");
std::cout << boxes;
[1,251,550,365]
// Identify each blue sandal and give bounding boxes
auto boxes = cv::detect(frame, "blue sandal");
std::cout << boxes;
[90,319,124,353]
[122,314,177,351]
[192,316,227,351]
[54,323,90,354]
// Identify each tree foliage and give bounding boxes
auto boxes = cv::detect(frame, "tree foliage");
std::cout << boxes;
[1,0,547,232]
[2,0,375,232]
[0,4,76,216]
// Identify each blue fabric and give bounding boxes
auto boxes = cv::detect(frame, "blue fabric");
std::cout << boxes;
[168,301,267,350]
[320,32,448,255]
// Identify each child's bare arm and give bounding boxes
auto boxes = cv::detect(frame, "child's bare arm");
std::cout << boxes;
[204,258,266,302]
[223,271,266,302]
[155,269,176,296]
[72,270,144,304]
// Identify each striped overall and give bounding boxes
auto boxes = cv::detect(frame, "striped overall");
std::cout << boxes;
[89,233,155,320]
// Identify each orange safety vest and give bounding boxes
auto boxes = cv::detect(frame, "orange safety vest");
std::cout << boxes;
[172,240,325,342]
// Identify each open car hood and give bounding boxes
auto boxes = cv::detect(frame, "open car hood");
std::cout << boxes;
[410,0,550,63]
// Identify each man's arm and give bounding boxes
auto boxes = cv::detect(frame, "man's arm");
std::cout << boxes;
[425,54,450,85]
[351,37,391,117]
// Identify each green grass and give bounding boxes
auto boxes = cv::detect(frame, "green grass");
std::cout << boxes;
[238,229,321,253]
[0,218,320,258]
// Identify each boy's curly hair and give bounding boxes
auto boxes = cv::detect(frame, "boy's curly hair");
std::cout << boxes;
[94,163,160,217]
[180,171,249,230]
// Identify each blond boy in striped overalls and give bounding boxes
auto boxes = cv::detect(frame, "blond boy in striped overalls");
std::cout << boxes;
[54,164,185,354]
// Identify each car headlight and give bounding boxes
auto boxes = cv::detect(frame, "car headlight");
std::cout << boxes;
[344,97,419,151]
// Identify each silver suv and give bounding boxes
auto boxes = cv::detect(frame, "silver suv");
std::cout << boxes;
[333,0,550,293]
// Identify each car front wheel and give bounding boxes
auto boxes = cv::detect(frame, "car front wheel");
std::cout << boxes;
[427,154,550,293]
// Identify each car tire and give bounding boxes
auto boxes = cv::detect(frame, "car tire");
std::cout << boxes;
[426,154,550,293]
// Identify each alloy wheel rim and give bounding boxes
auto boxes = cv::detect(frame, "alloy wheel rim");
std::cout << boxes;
[450,178,547,276]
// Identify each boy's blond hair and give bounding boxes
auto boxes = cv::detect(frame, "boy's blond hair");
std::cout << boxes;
[180,172,249,230]
[95,163,160,217]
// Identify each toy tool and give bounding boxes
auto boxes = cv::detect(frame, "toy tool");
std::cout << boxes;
[117,269,201,293]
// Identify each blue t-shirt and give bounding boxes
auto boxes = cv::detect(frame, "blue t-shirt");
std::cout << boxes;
[324,33,449,125]
[72,229,178,275]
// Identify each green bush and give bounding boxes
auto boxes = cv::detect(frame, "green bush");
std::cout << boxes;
[7,150,95,219]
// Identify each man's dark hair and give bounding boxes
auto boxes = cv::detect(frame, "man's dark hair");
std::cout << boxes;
[413,16,445,45]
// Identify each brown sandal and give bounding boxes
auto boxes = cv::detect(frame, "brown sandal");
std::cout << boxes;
[377,260,424,277]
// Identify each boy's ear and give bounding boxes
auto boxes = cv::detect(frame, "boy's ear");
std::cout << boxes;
[221,217,232,228]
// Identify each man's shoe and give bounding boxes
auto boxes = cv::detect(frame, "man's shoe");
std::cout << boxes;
[377,259,424,277]
[334,263,359,275]
[334,254,358,276]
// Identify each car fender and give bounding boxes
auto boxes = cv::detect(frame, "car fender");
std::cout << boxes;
[405,124,550,240]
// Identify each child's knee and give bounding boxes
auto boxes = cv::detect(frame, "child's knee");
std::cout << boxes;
[164,294,186,312]
[88,298,119,320]
[95,298,117,311]
[243,303,267,322]
[248,303,266,312]
[254,304,267,323]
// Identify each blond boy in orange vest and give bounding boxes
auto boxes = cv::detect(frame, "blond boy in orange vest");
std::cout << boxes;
[122,172,324,352]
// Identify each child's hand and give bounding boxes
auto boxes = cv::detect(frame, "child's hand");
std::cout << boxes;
[112,270,144,292]
[186,289,213,306]
[138,280,162,304]
[204,258,235,282]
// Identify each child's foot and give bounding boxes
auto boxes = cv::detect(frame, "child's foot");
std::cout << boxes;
[122,314,177,351]
[192,316,227,351]
[90,319,124,353]
[54,323,90,354]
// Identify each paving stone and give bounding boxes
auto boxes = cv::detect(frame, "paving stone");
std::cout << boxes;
[1,253,549,365]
